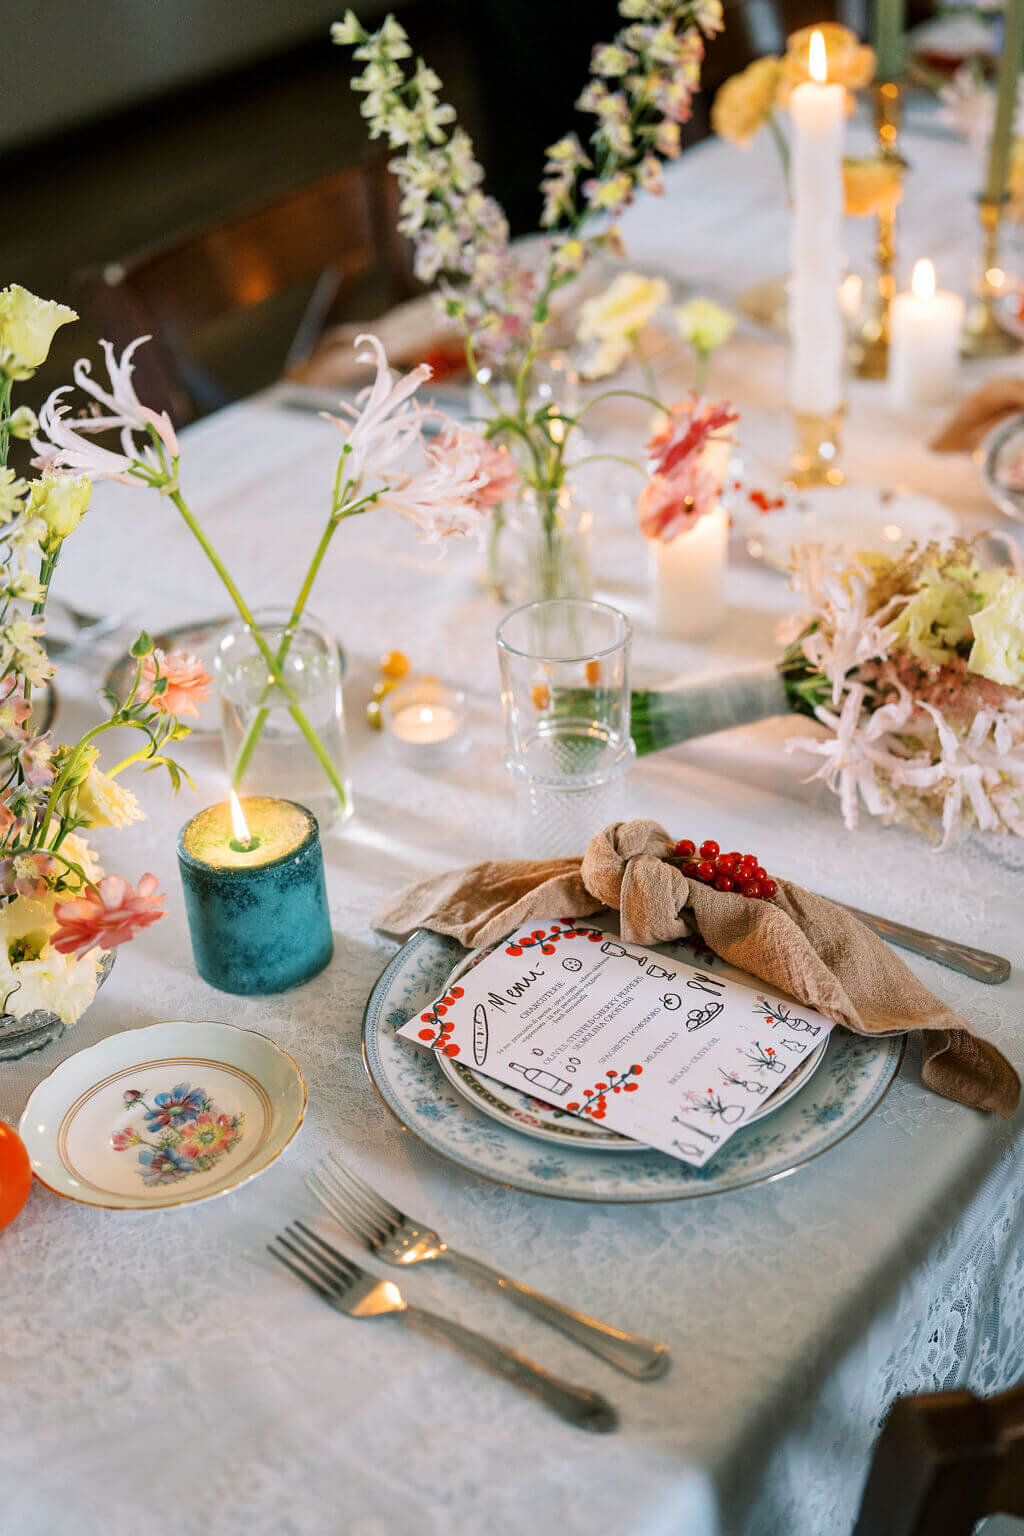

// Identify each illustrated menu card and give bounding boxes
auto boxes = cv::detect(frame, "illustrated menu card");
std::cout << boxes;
[399,920,835,1167]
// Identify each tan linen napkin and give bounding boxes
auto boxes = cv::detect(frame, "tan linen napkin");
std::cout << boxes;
[931,377,1024,453]
[375,819,1019,1118]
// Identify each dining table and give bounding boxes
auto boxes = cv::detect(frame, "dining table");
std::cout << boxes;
[4,99,1024,1536]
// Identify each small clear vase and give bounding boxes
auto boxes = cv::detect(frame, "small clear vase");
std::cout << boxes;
[214,608,352,829]
[507,485,593,603]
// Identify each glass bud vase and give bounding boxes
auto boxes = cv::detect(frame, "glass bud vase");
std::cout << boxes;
[507,485,594,603]
[214,608,353,830]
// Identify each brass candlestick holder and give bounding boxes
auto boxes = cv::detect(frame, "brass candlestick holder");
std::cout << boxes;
[851,82,906,380]
[788,407,845,487]
[962,195,1018,358]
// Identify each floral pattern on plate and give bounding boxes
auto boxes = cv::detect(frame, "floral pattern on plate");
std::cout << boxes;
[111,1082,244,1185]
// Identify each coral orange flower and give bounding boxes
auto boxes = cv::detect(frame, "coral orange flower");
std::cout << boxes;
[140,649,212,719]
[52,873,166,957]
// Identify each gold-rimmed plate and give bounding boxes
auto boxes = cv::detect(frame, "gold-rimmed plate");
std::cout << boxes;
[19,1020,305,1210]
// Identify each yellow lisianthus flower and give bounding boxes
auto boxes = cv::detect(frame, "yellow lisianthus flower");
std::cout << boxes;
[779,25,875,107]
[0,285,77,371]
[577,271,670,379]
[675,298,737,355]
[711,57,784,149]
[842,157,904,219]
[71,765,145,830]
[26,472,91,549]
[969,575,1024,686]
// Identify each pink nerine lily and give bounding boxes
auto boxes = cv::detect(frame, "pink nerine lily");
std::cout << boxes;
[72,338,179,459]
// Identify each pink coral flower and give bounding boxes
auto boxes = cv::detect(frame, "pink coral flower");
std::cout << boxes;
[470,440,519,509]
[52,873,166,958]
[639,396,738,543]
[139,649,212,719]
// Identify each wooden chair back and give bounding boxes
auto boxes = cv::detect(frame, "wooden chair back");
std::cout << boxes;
[78,158,415,425]
[852,1386,1024,1536]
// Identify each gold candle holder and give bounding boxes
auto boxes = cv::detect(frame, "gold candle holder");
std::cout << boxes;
[789,407,845,487]
[961,196,1018,357]
[851,82,906,380]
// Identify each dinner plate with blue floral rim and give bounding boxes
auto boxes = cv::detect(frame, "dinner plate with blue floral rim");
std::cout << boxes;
[433,933,829,1152]
[361,928,906,1203]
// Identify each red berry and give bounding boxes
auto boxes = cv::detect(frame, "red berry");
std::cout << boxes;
[754,866,767,882]
[682,860,700,879]
[742,881,763,899]
[630,1065,642,1075]
[541,943,555,954]
[434,1003,446,1015]
[566,1102,580,1112]
[506,945,522,956]
[743,853,758,866]
[714,874,734,892]
[715,853,737,873]
[418,1028,436,1041]
[762,879,778,898]
[726,851,741,864]
[674,839,696,858]
[696,860,714,881]
[623,1082,639,1091]
[444,1044,460,1056]
[450,986,464,998]
[699,839,719,859]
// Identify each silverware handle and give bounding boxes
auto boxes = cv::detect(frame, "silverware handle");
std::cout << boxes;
[444,1250,670,1381]
[839,902,1011,985]
[403,1305,618,1432]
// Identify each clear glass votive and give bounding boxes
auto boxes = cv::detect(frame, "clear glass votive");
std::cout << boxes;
[496,599,635,857]
[381,677,469,770]
[215,608,353,830]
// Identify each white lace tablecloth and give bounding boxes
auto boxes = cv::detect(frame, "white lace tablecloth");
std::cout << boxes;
[4,111,1024,1536]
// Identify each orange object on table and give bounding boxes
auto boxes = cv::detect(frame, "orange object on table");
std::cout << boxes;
[0,1122,31,1230]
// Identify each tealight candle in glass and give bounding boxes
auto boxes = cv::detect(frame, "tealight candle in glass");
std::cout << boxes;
[381,678,468,769]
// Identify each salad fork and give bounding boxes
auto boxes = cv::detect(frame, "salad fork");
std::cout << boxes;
[306,1156,670,1381]
[268,1220,617,1432]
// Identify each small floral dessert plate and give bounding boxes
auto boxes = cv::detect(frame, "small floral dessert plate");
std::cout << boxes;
[19,1020,306,1210]
[435,938,829,1151]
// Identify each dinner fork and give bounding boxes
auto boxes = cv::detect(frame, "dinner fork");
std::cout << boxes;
[306,1156,670,1381]
[268,1220,617,1432]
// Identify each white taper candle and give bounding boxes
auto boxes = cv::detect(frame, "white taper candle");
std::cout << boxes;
[788,31,846,416]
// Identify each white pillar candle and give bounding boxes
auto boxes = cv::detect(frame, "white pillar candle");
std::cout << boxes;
[788,31,846,416]
[651,504,729,641]
[889,259,965,407]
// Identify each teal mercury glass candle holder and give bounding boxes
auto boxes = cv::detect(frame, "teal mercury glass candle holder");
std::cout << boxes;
[177,795,333,995]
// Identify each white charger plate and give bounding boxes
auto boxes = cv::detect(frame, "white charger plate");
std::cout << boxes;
[741,486,958,572]
[362,929,904,1203]
[20,1020,306,1210]
[436,933,828,1151]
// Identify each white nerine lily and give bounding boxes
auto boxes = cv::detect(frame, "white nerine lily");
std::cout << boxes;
[31,338,179,485]
[321,333,496,541]
[72,338,179,460]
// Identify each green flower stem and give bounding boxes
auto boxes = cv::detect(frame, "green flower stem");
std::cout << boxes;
[0,376,11,468]
[26,546,60,708]
[167,488,350,813]
[694,350,710,395]
[767,111,791,189]
[229,493,370,792]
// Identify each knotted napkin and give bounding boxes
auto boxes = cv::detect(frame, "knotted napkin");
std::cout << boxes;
[931,377,1024,453]
[375,819,1019,1118]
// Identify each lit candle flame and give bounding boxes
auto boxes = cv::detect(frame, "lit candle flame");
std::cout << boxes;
[808,29,827,83]
[417,707,434,725]
[229,789,252,847]
[912,258,936,301]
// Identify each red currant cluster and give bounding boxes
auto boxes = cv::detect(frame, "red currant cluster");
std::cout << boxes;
[672,838,778,900]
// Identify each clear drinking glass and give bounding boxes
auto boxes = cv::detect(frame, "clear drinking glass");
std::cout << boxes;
[497,599,635,856]
[215,608,352,829]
